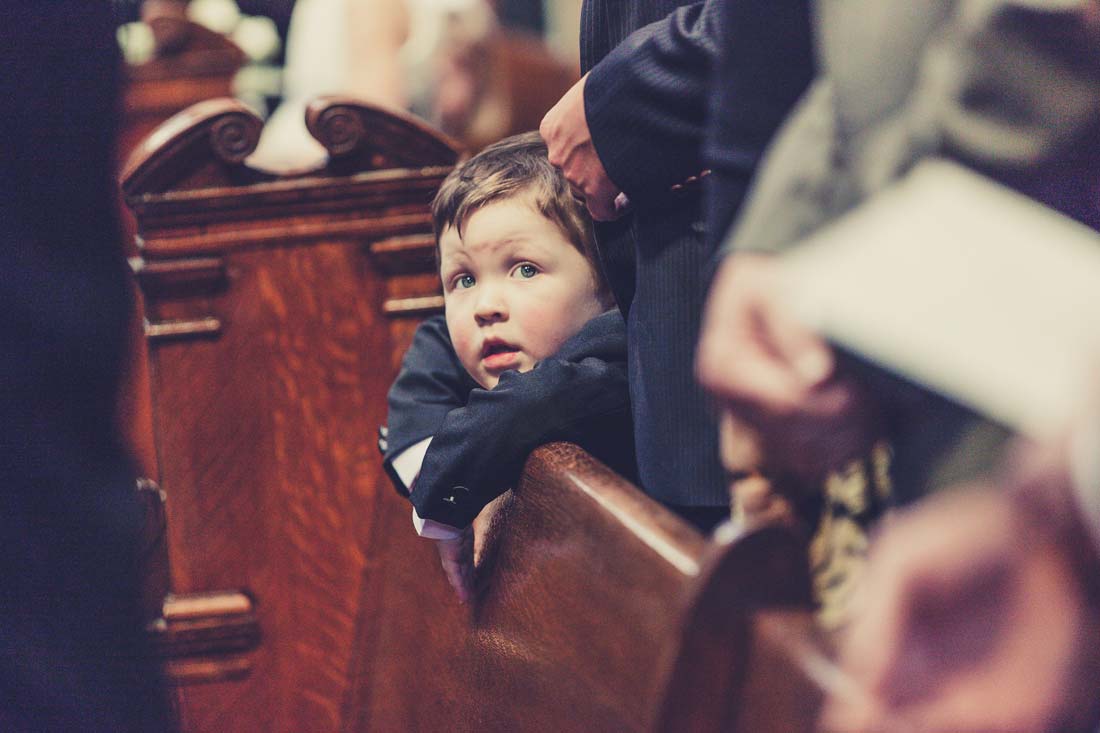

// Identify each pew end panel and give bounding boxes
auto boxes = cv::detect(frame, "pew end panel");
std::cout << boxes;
[123,96,460,732]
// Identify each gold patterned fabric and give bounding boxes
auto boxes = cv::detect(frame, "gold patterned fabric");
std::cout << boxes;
[809,442,892,630]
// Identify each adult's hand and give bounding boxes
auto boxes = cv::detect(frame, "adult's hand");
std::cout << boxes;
[821,482,1095,732]
[696,252,878,482]
[540,74,626,222]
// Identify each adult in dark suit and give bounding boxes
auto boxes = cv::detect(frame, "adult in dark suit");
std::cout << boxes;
[703,0,814,251]
[1,3,170,730]
[540,1,814,527]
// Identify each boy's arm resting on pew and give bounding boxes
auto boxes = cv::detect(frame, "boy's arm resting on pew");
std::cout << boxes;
[410,310,633,529]
[385,311,632,600]
[410,355,633,527]
[382,314,478,496]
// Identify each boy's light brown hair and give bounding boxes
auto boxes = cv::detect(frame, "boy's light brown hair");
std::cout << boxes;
[431,131,612,305]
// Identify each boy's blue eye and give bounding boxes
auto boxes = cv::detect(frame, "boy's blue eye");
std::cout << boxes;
[456,274,475,289]
[515,263,538,279]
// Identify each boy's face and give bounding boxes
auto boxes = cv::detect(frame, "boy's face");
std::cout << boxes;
[440,195,606,389]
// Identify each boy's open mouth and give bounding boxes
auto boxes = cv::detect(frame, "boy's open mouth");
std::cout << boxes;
[480,340,520,359]
[480,339,522,371]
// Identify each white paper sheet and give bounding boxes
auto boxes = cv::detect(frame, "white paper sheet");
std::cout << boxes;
[781,159,1100,438]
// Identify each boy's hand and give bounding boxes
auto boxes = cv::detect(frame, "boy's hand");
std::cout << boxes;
[433,493,509,604]
[434,528,474,603]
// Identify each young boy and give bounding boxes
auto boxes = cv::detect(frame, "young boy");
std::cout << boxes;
[382,132,636,599]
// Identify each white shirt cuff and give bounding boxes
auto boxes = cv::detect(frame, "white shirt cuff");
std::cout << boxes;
[390,436,432,491]
[412,508,465,540]
[392,437,465,539]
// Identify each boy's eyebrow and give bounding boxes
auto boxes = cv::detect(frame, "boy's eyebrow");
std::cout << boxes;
[447,233,536,256]
[438,255,468,276]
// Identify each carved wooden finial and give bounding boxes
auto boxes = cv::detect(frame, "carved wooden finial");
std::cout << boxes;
[307,101,367,158]
[209,109,264,164]
[305,96,462,171]
[122,96,462,203]
[121,95,459,260]
[121,98,266,198]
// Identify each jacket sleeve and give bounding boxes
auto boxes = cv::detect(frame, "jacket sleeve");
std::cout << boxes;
[703,0,814,248]
[383,315,477,486]
[409,311,632,527]
[584,1,722,205]
[409,357,632,527]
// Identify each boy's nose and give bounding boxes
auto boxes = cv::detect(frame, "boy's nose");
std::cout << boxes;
[473,284,508,324]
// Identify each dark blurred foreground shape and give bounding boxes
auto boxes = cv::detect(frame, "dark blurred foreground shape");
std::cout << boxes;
[0,2,171,731]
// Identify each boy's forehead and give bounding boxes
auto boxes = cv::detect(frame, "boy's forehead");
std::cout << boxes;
[439,200,553,257]
[438,224,523,260]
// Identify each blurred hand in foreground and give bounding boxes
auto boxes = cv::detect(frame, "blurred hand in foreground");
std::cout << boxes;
[821,443,1100,731]
[697,253,879,483]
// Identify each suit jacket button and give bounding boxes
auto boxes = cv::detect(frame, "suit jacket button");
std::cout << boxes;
[444,486,470,505]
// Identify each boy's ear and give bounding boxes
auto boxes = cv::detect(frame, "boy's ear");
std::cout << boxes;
[590,265,616,310]
[598,285,617,311]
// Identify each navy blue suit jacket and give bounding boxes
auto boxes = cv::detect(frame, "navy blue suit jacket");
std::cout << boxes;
[385,312,636,528]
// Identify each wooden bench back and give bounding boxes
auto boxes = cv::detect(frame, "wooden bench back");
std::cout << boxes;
[346,442,817,733]
[123,96,458,732]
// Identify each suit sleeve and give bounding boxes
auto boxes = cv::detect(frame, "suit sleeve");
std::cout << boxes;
[383,315,477,490]
[703,0,814,248]
[584,1,722,204]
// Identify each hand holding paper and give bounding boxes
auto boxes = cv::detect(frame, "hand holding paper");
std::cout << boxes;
[697,253,880,483]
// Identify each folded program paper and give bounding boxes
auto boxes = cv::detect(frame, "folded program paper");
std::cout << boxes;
[780,159,1100,439]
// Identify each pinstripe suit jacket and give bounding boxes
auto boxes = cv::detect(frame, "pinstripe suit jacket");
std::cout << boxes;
[580,1,728,507]
[579,1,813,507]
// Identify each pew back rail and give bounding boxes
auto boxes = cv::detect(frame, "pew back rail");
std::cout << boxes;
[349,441,818,733]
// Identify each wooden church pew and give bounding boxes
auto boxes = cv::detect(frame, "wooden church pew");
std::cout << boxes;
[122,96,822,732]
[346,441,819,733]
[121,96,459,731]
